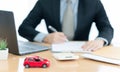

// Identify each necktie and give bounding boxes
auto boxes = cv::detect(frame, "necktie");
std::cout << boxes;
[62,0,74,40]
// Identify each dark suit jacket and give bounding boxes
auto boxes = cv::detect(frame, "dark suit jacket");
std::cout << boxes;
[18,0,113,45]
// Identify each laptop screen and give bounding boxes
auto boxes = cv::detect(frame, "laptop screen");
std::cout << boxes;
[0,10,19,54]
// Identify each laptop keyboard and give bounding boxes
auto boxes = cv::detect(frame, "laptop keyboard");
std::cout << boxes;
[18,41,49,54]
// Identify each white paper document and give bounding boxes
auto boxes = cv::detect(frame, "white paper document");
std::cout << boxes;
[51,41,91,53]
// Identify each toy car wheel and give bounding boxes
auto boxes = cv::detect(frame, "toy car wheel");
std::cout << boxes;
[42,64,47,68]
[25,64,29,68]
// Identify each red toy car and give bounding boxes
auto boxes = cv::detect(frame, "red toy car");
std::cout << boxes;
[23,56,50,68]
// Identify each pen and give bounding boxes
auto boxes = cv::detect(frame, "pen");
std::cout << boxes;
[48,25,69,42]
[48,26,57,32]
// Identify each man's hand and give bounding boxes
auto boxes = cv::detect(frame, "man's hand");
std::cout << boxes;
[43,32,67,44]
[82,39,104,51]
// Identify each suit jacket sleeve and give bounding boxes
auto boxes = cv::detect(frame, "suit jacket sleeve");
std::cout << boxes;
[18,0,43,41]
[94,0,113,45]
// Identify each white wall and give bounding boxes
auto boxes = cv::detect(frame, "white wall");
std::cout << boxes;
[0,0,48,41]
[0,0,120,46]
[102,0,120,46]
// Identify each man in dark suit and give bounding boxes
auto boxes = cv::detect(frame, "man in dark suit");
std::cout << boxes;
[18,0,113,51]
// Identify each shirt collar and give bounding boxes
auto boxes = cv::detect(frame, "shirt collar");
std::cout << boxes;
[61,0,78,4]
[72,0,78,5]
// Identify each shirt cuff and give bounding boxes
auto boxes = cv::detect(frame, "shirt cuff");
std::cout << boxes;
[34,33,48,42]
[96,37,108,46]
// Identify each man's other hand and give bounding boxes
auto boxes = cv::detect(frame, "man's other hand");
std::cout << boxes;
[82,39,104,51]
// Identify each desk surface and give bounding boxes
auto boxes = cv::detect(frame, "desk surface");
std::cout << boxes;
[0,46,120,72]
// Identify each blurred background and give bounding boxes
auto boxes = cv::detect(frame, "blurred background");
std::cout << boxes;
[0,0,120,47]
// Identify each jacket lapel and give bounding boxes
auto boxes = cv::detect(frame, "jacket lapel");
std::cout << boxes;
[52,0,62,31]
[75,0,84,34]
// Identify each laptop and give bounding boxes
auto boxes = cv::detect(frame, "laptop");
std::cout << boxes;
[0,10,49,55]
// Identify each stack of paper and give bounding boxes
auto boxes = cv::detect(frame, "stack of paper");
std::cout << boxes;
[51,41,91,53]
